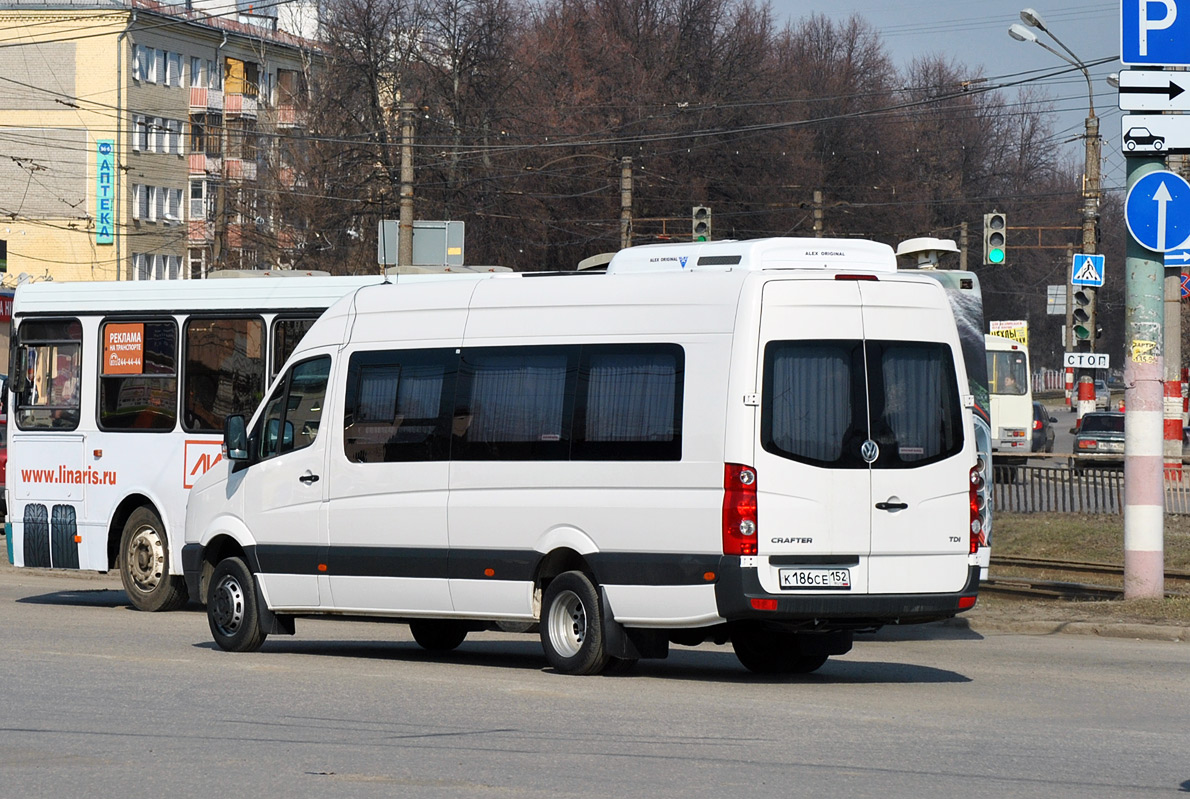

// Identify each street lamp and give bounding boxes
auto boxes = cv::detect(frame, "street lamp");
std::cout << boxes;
[1010,7,1102,416]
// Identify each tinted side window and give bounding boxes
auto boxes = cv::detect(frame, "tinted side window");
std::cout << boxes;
[15,319,83,431]
[182,317,265,433]
[453,346,577,461]
[573,344,684,460]
[342,349,455,463]
[257,356,331,460]
[271,316,318,381]
[98,320,178,431]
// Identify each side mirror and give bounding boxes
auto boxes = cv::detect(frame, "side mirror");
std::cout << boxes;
[7,345,28,396]
[1050,416,1058,423]
[224,415,249,461]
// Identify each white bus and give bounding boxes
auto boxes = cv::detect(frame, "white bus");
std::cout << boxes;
[984,333,1033,463]
[5,275,402,611]
[185,238,985,675]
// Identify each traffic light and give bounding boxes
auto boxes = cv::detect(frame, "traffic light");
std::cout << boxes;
[1073,287,1098,341]
[692,206,711,242]
[983,212,1006,265]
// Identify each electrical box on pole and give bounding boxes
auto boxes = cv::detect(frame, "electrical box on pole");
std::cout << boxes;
[983,212,1006,265]
[692,206,711,242]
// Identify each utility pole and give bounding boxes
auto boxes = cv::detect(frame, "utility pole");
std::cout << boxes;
[398,102,415,268]
[959,221,968,270]
[620,156,632,250]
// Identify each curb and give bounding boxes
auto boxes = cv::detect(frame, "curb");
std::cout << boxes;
[943,615,1190,643]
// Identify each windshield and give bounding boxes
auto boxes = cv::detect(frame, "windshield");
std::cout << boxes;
[1081,414,1124,434]
[987,350,1027,396]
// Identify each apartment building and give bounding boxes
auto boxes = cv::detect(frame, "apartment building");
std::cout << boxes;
[0,0,316,282]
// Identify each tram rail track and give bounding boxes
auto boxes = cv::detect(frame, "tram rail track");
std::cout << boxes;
[984,555,1190,601]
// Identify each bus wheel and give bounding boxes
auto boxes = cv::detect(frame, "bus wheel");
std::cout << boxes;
[409,620,469,652]
[540,571,611,675]
[207,557,267,652]
[118,507,188,612]
[731,627,829,675]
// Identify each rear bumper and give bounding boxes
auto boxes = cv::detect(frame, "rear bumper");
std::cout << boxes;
[714,559,980,627]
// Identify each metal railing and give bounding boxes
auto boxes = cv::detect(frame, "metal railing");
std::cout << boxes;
[993,461,1190,514]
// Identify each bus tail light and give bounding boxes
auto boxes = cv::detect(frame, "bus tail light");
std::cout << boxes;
[969,461,987,554]
[723,463,758,556]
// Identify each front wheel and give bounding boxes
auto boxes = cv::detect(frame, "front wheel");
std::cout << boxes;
[207,557,267,652]
[118,507,188,612]
[540,571,611,675]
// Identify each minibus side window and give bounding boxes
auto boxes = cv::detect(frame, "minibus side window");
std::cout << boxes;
[257,356,330,460]
[98,319,178,432]
[573,344,683,461]
[15,319,83,431]
[342,348,455,463]
[182,317,265,433]
[454,346,576,461]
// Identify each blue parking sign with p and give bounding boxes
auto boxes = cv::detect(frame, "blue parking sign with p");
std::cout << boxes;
[1123,0,1190,66]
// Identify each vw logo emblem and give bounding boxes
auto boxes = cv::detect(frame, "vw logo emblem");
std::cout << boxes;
[860,440,879,463]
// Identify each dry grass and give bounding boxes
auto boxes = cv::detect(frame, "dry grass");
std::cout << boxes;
[981,513,1190,625]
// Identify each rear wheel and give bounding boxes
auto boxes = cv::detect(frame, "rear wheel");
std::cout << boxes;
[118,507,188,612]
[409,620,469,652]
[207,557,267,652]
[731,628,830,675]
[540,571,610,675]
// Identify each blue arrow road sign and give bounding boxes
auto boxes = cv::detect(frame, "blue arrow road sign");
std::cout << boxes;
[1071,254,1105,287]
[1167,246,1190,266]
[1125,170,1190,252]
[1122,0,1190,65]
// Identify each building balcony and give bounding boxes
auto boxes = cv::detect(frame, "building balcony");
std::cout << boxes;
[224,158,257,182]
[188,220,214,244]
[275,104,306,128]
[189,87,224,112]
[188,153,222,175]
[224,93,258,119]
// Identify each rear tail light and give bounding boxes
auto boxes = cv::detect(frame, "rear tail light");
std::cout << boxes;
[723,463,758,556]
[969,460,987,554]
[1033,419,1042,430]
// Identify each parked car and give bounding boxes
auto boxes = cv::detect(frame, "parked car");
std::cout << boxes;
[1032,401,1056,453]
[1071,411,1125,471]
[1095,379,1110,410]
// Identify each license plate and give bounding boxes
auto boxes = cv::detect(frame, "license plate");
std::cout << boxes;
[779,568,851,590]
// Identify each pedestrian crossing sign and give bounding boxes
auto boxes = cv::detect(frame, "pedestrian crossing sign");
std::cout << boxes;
[1071,253,1105,287]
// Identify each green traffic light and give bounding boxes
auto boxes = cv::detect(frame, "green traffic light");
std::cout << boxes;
[988,248,1005,264]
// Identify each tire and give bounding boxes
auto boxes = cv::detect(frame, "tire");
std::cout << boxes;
[118,507,188,612]
[409,620,469,652]
[1155,140,1164,151]
[1126,140,1136,151]
[731,627,829,675]
[207,557,267,652]
[540,571,611,675]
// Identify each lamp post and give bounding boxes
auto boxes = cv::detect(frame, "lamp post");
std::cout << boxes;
[1010,9,1101,420]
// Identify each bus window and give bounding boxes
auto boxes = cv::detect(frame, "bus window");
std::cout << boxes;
[271,316,318,381]
[987,350,1027,396]
[182,317,265,433]
[98,320,178,431]
[15,319,82,430]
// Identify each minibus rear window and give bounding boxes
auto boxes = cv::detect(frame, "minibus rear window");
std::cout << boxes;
[762,339,962,469]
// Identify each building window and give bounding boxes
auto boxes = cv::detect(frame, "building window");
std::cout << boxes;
[167,52,181,87]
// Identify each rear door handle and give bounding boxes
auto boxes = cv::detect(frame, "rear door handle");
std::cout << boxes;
[875,501,908,511]
[299,472,320,485]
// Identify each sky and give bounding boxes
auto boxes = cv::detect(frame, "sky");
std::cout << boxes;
[767,1,1124,187]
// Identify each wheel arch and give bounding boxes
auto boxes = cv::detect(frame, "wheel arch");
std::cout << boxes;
[107,493,162,570]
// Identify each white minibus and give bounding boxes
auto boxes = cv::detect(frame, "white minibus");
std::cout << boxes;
[984,333,1033,464]
[6,275,392,610]
[185,238,986,675]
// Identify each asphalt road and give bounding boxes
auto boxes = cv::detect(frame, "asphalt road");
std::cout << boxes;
[1,563,1189,799]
